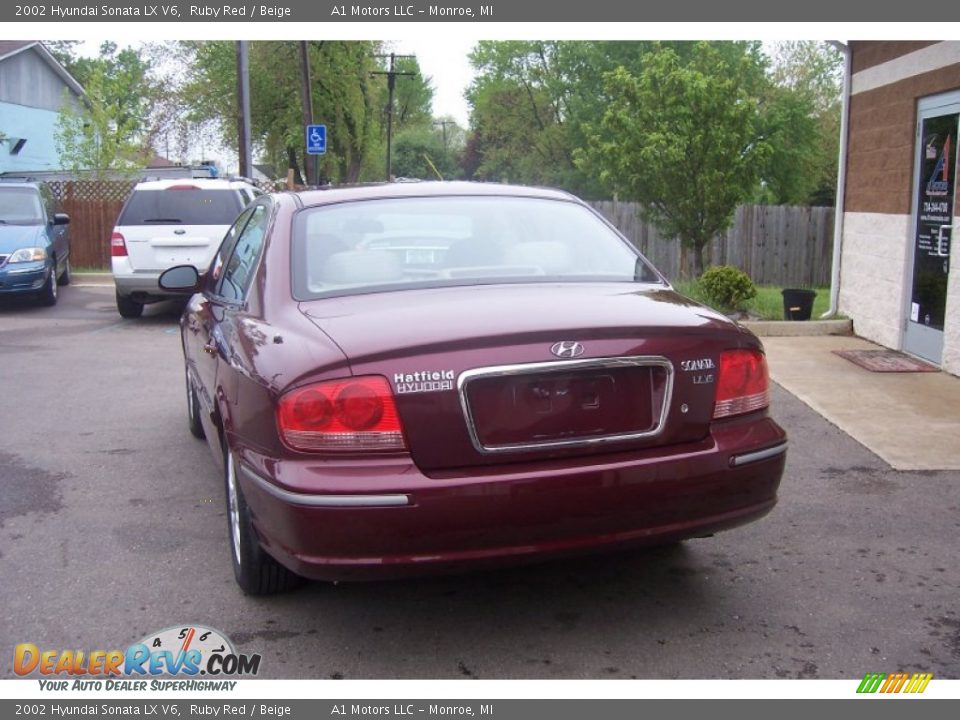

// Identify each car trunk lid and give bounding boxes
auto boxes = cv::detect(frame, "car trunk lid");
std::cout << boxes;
[299,283,754,472]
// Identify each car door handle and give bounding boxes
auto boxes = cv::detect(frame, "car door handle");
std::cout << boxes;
[203,342,217,355]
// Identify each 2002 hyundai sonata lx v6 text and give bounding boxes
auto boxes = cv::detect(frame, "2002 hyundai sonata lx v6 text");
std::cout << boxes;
[158,181,787,595]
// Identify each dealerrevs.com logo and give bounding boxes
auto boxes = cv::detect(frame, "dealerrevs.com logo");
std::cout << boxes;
[14,625,260,691]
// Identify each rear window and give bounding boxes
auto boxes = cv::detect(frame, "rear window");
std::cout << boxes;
[0,187,44,224]
[118,189,243,226]
[291,196,662,300]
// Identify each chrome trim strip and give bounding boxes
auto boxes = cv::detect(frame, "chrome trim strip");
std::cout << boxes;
[730,443,788,467]
[457,356,674,454]
[238,464,410,507]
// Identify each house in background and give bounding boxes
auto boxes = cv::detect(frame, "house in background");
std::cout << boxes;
[0,41,84,174]
[837,41,960,376]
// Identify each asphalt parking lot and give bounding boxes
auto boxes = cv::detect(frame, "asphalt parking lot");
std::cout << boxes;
[1,283,959,680]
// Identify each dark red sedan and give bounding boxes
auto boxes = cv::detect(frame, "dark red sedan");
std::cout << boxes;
[159,182,786,594]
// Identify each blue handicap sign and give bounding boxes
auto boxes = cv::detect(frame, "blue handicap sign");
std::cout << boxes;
[306,124,327,155]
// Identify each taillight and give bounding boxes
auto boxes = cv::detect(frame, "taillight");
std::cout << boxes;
[277,376,406,452]
[713,349,769,419]
[111,232,127,257]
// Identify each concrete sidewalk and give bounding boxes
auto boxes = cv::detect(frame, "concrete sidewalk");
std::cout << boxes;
[762,334,960,470]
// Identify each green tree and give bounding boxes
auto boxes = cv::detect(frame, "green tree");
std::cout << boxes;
[764,41,843,205]
[392,119,464,180]
[52,42,166,176]
[577,42,772,277]
[178,41,433,184]
[465,41,581,189]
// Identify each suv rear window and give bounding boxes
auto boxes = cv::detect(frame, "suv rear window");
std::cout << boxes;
[118,189,244,226]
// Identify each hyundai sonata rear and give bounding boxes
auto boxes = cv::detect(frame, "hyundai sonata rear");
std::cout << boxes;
[167,182,786,594]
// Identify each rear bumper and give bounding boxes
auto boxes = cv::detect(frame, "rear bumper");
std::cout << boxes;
[236,416,786,581]
[112,265,166,300]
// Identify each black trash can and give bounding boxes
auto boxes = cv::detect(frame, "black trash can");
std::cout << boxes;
[781,289,816,321]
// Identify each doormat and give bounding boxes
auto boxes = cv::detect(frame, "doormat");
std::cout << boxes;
[833,349,940,373]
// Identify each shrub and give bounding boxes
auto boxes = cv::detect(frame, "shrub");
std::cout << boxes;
[697,265,757,313]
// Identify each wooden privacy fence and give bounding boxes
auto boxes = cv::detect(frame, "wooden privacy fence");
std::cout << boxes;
[47,180,136,269]
[591,202,835,287]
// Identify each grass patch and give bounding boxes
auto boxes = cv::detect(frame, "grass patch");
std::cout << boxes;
[71,266,110,273]
[673,280,833,321]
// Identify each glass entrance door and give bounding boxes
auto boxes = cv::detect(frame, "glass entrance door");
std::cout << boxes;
[904,95,959,364]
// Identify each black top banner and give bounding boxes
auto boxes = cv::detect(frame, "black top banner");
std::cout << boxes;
[5,0,960,22]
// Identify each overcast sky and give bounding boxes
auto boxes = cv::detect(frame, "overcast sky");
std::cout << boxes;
[392,37,476,125]
[79,37,477,127]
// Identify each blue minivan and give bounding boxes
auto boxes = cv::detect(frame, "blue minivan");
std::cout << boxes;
[0,179,71,306]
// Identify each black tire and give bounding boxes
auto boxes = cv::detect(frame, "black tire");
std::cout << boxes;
[185,370,205,440]
[38,267,58,306]
[225,448,303,595]
[116,291,143,319]
[58,257,71,286]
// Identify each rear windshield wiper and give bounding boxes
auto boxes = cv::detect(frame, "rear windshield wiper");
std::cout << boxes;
[141,218,183,223]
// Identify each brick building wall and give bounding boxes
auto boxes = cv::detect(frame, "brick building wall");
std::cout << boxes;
[839,41,960,374]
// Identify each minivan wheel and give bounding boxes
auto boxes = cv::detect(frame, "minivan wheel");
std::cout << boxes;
[38,267,58,306]
[58,257,71,285]
[225,448,303,595]
[116,291,143,318]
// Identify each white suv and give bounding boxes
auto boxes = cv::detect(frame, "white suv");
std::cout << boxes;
[111,177,262,318]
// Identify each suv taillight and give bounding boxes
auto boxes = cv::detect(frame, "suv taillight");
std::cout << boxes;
[713,349,769,419]
[277,376,406,452]
[111,232,127,257]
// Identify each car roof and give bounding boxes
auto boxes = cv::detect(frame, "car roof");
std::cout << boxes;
[0,179,42,190]
[132,178,257,191]
[291,181,580,208]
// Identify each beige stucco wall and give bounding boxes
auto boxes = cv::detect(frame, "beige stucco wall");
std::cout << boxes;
[838,212,910,351]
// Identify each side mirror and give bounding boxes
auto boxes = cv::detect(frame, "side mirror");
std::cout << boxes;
[159,265,201,293]
[53,213,70,225]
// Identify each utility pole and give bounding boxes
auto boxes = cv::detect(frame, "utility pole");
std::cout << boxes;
[236,41,252,178]
[433,119,456,151]
[299,41,316,186]
[371,53,416,181]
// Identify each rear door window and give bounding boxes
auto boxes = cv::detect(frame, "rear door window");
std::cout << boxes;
[216,203,269,303]
[119,189,243,226]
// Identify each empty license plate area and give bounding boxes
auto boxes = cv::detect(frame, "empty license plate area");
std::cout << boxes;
[462,359,671,452]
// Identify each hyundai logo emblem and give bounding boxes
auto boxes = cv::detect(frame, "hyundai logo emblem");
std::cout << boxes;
[550,341,585,359]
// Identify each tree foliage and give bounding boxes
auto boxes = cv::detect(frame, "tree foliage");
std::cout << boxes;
[576,42,772,277]
[177,41,434,184]
[392,118,465,180]
[52,42,169,177]
[465,39,843,210]
[764,41,843,205]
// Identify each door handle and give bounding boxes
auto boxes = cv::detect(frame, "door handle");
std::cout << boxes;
[936,225,951,258]
[203,342,217,355]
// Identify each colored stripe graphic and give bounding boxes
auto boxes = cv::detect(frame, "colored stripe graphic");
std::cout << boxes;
[857,672,932,694]
[905,673,933,694]
[857,673,885,693]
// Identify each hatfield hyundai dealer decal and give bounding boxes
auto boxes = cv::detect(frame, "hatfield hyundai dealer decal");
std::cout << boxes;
[13,625,260,690]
